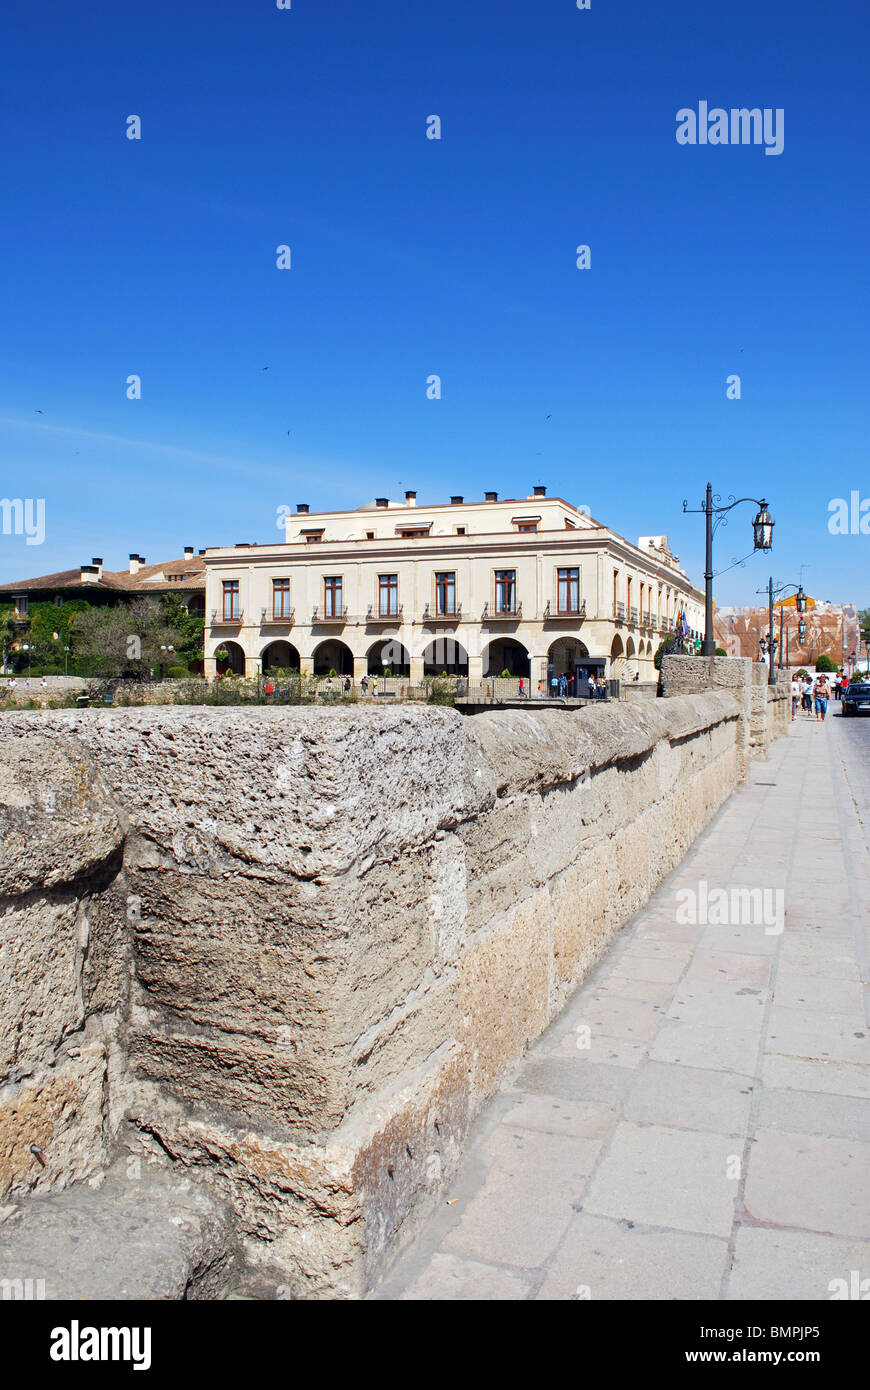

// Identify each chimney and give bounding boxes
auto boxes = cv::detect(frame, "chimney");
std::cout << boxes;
[138,556,146,566]
[375,497,389,508]
[296,503,309,514]
[80,564,100,584]
[128,554,140,575]
[184,546,194,558]
[485,491,498,502]
[198,548,206,555]
[450,495,463,505]
[92,557,103,572]
[532,485,546,497]
[405,490,417,506]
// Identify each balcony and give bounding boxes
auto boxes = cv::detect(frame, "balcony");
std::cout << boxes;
[421,603,462,624]
[615,602,626,621]
[311,606,348,624]
[211,609,244,626]
[261,607,295,625]
[650,615,658,630]
[483,602,522,621]
[631,606,639,625]
[543,600,586,621]
[642,610,652,628]
[660,616,671,633]
[367,603,403,623]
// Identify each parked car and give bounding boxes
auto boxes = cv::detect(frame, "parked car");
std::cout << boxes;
[841,679,870,716]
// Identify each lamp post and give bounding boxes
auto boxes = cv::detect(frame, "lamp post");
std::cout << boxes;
[64,645,70,677]
[160,643,175,679]
[683,485,774,655]
[22,642,32,678]
[756,581,806,686]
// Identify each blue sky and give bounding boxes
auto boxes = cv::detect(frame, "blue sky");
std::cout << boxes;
[2,0,867,605]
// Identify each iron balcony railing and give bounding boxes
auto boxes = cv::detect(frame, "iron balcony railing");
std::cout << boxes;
[311,607,348,623]
[615,602,625,620]
[631,606,639,624]
[262,606,295,624]
[367,603,403,622]
[543,600,586,620]
[421,603,461,621]
[482,601,522,620]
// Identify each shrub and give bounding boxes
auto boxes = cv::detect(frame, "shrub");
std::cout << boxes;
[500,669,511,678]
[714,647,727,656]
[815,654,836,672]
[653,635,676,670]
[167,665,189,679]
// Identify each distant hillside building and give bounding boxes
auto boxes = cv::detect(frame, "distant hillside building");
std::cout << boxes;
[714,599,859,671]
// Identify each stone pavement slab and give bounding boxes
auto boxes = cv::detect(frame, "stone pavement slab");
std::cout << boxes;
[374,715,870,1301]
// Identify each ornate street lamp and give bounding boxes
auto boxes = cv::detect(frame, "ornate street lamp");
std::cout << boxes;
[757,580,806,686]
[683,485,773,656]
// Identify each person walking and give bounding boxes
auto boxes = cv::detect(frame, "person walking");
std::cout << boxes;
[790,674,800,721]
[814,674,831,722]
[559,673,568,698]
[518,677,525,698]
[801,675,813,716]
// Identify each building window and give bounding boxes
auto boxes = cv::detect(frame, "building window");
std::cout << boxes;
[557,568,580,613]
[324,576,343,617]
[272,577,291,618]
[402,528,429,539]
[378,573,398,617]
[305,534,322,544]
[222,580,240,620]
[435,572,456,616]
[495,569,516,614]
[517,523,537,533]
[13,595,29,618]
[366,531,375,540]
[456,526,466,535]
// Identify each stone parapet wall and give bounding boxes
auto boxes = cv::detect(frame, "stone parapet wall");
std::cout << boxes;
[0,692,763,1296]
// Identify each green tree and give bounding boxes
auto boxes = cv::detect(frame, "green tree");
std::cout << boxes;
[69,599,184,676]
[0,606,19,672]
[815,653,837,673]
[159,593,204,668]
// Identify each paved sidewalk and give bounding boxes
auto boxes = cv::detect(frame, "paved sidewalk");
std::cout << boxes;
[375,714,870,1300]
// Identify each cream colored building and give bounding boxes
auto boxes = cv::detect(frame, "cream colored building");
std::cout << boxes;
[203,487,705,686]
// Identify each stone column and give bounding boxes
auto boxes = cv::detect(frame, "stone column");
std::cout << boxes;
[531,655,548,694]
[353,656,367,683]
[300,656,314,678]
[410,657,425,685]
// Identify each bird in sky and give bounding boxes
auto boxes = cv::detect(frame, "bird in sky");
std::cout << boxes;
[34,409,44,414]
[262,366,269,371]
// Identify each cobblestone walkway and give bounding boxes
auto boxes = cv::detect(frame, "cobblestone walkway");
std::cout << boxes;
[375,714,870,1300]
